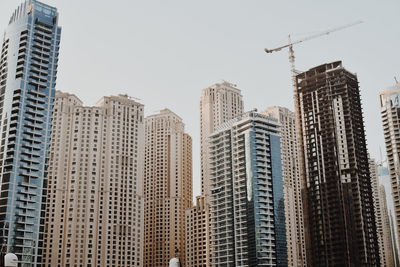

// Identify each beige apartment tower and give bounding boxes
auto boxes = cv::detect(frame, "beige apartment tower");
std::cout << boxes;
[144,109,192,267]
[183,81,244,266]
[200,81,244,198]
[262,106,306,267]
[185,196,211,266]
[43,91,145,266]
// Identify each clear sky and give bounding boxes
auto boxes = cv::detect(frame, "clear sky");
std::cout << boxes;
[1,0,399,198]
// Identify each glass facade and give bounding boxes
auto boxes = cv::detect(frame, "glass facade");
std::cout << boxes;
[210,111,287,266]
[245,122,287,267]
[0,1,60,265]
[270,135,287,267]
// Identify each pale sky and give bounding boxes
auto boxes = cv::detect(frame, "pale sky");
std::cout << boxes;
[1,0,399,198]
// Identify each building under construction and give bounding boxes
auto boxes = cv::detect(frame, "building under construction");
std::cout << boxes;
[295,61,380,266]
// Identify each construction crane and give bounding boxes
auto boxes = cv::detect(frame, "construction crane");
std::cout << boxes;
[264,20,363,89]
[265,22,363,267]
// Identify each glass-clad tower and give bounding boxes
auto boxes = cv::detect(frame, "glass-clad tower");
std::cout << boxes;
[210,110,287,266]
[0,0,61,265]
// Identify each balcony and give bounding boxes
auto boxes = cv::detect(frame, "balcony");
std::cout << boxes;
[16,197,36,204]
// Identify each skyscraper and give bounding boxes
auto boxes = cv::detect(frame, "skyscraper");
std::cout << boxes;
[0,1,61,265]
[200,81,244,198]
[42,92,144,266]
[389,212,400,267]
[295,61,379,266]
[144,109,192,267]
[378,164,400,267]
[183,81,244,266]
[380,83,400,251]
[261,106,306,267]
[379,186,396,267]
[209,110,287,266]
[370,157,396,267]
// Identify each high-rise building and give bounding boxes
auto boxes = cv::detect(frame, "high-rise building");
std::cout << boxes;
[209,110,287,266]
[200,81,244,198]
[379,186,396,267]
[185,81,244,266]
[0,1,61,265]
[370,157,396,267]
[42,92,145,266]
[389,212,400,267]
[295,61,379,266]
[380,83,400,251]
[378,164,400,267]
[144,109,192,267]
[185,195,210,267]
[261,107,306,267]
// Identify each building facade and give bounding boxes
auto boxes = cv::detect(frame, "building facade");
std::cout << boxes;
[295,61,379,266]
[380,83,400,252]
[379,185,396,267]
[185,195,210,267]
[144,109,192,267]
[42,92,144,266]
[200,81,244,198]
[378,164,400,267]
[370,157,396,267]
[0,1,61,265]
[184,81,244,266]
[210,111,287,266]
[262,107,306,267]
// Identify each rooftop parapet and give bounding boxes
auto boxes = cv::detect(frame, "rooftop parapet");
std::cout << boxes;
[8,0,58,25]
[213,109,279,134]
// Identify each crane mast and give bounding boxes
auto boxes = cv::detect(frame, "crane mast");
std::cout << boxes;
[288,35,296,91]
